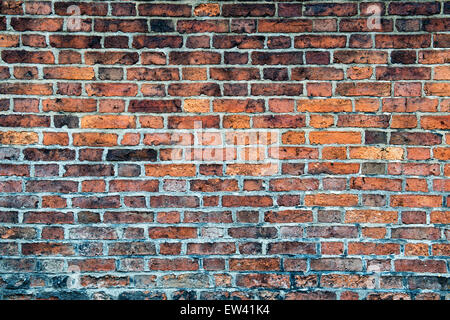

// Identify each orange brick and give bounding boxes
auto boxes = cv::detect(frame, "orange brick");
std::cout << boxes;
[350,147,404,160]
[81,115,136,129]
[304,194,358,207]
[0,131,38,145]
[73,132,118,147]
[145,164,196,177]
[309,131,361,144]
[297,99,352,112]
[43,132,69,146]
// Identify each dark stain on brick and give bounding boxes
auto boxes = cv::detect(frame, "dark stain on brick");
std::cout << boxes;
[106,149,157,162]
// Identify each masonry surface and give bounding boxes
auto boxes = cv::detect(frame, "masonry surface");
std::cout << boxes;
[0,0,448,300]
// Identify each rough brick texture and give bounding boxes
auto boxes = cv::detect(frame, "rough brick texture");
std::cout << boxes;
[0,0,449,300]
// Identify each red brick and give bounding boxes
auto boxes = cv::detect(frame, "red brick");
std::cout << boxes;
[138,4,191,17]
[259,20,312,33]
[395,260,446,273]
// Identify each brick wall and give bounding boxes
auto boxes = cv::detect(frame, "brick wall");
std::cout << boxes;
[0,0,449,300]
